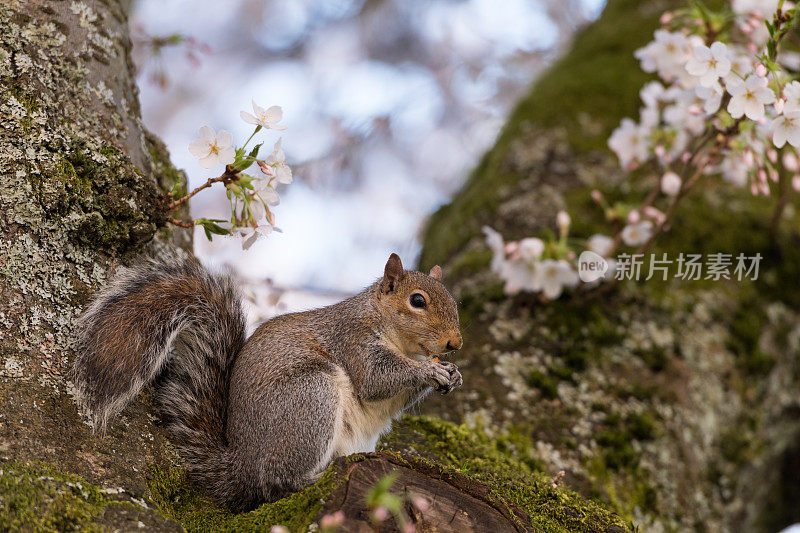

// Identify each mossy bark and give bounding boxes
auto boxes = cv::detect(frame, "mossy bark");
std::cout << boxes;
[419,0,800,531]
[0,0,189,500]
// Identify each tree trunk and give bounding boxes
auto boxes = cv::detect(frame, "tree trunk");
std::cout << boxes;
[0,0,189,496]
[419,0,800,531]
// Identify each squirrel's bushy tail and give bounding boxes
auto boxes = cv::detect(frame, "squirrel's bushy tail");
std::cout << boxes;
[73,256,246,500]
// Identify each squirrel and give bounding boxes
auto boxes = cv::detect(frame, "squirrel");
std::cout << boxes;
[72,252,463,511]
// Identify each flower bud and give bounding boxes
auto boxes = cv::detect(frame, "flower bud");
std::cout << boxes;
[660,171,682,196]
[556,210,571,236]
[643,205,666,225]
[783,152,800,172]
[372,507,389,522]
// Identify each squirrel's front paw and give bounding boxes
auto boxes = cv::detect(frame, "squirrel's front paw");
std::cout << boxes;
[436,360,462,395]
[423,360,452,391]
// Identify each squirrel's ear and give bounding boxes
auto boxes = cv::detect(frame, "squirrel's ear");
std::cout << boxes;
[381,253,404,293]
[429,265,442,280]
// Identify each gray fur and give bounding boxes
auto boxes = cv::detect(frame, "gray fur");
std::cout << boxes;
[73,255,462,511]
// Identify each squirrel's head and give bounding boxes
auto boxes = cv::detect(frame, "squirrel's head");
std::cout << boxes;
[374,253,462,358]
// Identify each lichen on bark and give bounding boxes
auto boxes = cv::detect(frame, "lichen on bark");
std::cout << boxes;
[417,0,800,530]
[0,0,187,494]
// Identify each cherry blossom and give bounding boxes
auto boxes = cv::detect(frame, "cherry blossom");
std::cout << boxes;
[783,81,800,114]
[518,237,545,261]
[534,260,579,300]
[240,101,287,130]
[264,139,293,184]
[587,234,614,257]
[771,113,800,148]
[188,126,235,168]
[695,82,723,114]
[686,42,731,87]
[727,75,775,120]
[608,118,649,167]
[621,220,654,247]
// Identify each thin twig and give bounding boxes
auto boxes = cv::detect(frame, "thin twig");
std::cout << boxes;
[166,216,193,228]
[167,166,237,210]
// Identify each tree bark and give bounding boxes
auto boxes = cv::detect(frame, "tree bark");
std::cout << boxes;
[0,0,189,495]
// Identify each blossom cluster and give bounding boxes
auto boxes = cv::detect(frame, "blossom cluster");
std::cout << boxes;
[485,0,798,299]
[182,101,293,249]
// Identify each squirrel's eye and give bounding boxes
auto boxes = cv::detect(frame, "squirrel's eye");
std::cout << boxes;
[410,293,427,309]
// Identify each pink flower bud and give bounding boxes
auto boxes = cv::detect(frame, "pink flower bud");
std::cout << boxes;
[759,180,770,195]
[556,210,571,233]
[756,63,767,77]
[768,165,779,182]
[627,210,640,224]
[372,507,389,522]
[783,152,800,172]
[758,168,767,183]
[654,145,666,158]
[321,511,345,529]
[681,151,691,163]
[743,149,755,168]
[792,175,800,191]
[748,43,757,53]
[258,160,275,176]
[751,181,759,196]
[660,171,682,196]
[775,98,785,114]
[591,189,604,204]
[659,12,673,24]
[643,205,666,224]
[767,148,778,163]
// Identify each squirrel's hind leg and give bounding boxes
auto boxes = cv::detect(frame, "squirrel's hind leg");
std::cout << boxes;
[226,365,341,504]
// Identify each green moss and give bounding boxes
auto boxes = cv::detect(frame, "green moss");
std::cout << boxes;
[43,143,167,251]
[146,462,340,532]
[725,290,775,375]
[526,369,559,399]
[383,415,629,532]
[0,462,123,532]
[595,412,656,472]
[446,247,492,279]
[138,415,629,532]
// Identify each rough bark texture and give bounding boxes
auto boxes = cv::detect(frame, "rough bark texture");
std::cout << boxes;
[0,2,630,532]
[419,0,800,531]
[0,0,189,512]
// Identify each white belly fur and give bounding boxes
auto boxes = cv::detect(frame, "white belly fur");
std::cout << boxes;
[330,368,409,457]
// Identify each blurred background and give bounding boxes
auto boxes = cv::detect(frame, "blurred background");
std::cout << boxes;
[132,0,604,315]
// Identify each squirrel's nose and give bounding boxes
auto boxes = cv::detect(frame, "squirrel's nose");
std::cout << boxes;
[446,335,463,351]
